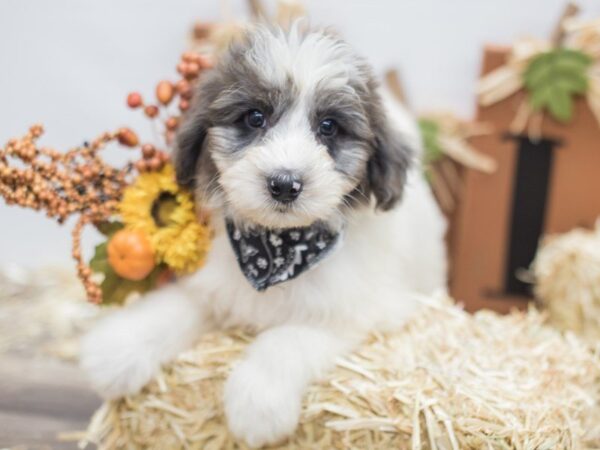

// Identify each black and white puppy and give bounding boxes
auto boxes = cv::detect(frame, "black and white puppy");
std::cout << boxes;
[82,24,447,447]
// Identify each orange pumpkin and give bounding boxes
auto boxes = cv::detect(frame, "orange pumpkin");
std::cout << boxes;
[107,229,155,281]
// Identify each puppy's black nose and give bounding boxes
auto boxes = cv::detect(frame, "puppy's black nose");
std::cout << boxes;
[267,171,303,203]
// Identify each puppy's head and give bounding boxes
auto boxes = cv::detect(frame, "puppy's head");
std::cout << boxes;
[175,25,412,229]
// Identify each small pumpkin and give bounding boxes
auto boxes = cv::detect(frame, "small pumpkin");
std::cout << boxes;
[107,229,155,281]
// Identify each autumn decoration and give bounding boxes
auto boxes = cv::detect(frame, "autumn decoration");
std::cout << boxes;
[477,4,600,138]
[0,51,214,304]
[418,113,496,215]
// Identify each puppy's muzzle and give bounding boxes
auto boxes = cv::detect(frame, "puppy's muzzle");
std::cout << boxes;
[267,171,303,204]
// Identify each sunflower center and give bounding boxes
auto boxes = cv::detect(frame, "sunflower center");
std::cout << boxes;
[151,192,179,227]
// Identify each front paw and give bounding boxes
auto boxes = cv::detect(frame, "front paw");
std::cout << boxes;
[80,315,160,399]
[224,360,302,448]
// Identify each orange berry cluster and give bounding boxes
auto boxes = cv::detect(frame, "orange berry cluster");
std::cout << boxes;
[0,125,130,224]
[72,215,102,303]
[125,51,213,148]
[136,144,170,173]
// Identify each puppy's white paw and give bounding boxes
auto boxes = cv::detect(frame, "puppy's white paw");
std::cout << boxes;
[224,360,302,448]
[80,315,160,399]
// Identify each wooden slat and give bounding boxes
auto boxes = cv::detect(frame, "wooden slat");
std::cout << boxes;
[0,410,87,449]
[0,355,101,448]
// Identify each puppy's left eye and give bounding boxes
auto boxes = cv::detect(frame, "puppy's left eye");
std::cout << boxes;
[318,118,338,137]
[245,110,266,128]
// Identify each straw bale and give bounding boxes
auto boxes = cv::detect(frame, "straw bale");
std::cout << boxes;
[534,222,600,342]
[82,298,600,449]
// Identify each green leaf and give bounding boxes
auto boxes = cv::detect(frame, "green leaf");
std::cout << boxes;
[530,84,553,111]
[89,242,110,273]
[96,221,124,237]
[418,119,443,164]
[547,88,572,122]
[98,267,124,304]
[554,48,593,67]
[524,53,554,89]
[523,48,592,123]
[99,266,161,305]
[555,71,588,94]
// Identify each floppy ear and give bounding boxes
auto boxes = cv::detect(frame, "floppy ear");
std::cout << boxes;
[173,96,210,188]
[367,115,413,211]
[173,32,248,188]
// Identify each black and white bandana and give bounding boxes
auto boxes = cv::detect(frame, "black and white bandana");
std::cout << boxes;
[226,220,342,291]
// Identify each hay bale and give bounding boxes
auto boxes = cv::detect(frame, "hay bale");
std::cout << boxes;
[82,299,600,450]
[534,222,600,342]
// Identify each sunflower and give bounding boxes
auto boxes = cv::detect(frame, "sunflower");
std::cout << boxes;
[119,164,211,274]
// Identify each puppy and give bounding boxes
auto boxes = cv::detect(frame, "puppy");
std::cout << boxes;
[81,24,447,447]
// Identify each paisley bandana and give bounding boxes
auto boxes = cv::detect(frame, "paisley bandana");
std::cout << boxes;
[226,220,342,291]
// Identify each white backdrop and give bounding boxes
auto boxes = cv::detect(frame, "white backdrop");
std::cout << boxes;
[2,0,600,267]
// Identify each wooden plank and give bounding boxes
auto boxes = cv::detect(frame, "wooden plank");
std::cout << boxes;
[0,355,101,448]
[0,410,86,449]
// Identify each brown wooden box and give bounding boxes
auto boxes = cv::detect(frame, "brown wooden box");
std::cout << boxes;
[449,45,600,313]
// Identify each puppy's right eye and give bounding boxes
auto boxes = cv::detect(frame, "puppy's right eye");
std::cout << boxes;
[245,110,266,128]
